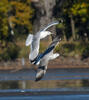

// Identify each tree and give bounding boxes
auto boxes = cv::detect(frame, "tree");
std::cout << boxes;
[9,0,34,35]
[0,0,9,41]
[63,0,89,41]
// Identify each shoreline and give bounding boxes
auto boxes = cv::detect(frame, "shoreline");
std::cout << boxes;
[0,57,89,71]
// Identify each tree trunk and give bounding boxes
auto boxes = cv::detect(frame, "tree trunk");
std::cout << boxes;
[70,14,76,40]
[32,0,56,39]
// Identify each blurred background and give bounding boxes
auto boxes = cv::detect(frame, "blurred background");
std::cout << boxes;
[0,1,89,98]
[0,0,89,70]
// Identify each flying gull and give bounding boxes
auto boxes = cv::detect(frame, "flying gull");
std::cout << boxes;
[32,36,61,65]
[25,21,59,65]
[35,36,61,81]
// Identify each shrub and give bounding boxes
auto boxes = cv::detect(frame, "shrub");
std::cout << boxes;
[81,44,89,60]
[0,42,19,61]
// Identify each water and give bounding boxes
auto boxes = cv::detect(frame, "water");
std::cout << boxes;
[0,68,89,81]
[1,95,89,100]
[0,68,89,99]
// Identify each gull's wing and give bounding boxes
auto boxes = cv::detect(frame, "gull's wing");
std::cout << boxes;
[30,31,53,60]
[41,21,59,32]
[25,34,33,46]
[29,48,39,61]
[36,21,59,38]
[47,36,61,49]
[29,37,40,60]
[26,21,59,46]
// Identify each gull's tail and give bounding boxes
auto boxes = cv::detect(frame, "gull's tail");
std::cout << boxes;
[25,34,33,46]
[49,53,60,60]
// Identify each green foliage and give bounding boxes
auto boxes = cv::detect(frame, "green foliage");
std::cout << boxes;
[9,0,34,34]
[55,41,89,58]
[0,0,9,40]
[63,0,89,18]
[55,0,89,41]
[0,0,34,60]
[81,44,89,60]
[55,42,75,57]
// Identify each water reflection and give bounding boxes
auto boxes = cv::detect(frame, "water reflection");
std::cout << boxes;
[0,81,19,89]
[0,68,89,90]
[0,79,89,90]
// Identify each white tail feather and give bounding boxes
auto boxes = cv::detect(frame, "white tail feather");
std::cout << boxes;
[49,53,60,60]
[25,34,33,46]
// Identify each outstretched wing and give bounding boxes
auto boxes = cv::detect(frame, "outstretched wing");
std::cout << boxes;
[41,21,59,32]
[30,31,52,60]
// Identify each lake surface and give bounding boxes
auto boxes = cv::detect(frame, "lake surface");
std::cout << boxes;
[0,68,89,100]
[1,95,89,100]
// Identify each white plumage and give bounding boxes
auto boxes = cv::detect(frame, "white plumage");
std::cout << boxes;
[25,21,59,64]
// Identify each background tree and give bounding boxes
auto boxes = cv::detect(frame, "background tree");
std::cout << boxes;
[0,0,34,60]
[0,0,9,41]
[64,0,89,41]
[9,0,34,35]
[54,0,89,41]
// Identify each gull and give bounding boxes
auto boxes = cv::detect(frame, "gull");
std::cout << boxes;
[35,52,59,81]
[32,36,61,65]
[25,21,59,64]
[35,36,61,81]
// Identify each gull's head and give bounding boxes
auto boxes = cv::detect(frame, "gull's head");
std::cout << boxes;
[35,66,47,82]
[35,70,43,81]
